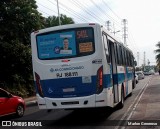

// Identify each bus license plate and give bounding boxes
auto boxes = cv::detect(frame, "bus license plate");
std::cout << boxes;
[63,88,75,92]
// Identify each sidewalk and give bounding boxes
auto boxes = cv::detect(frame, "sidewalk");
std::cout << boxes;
[24,96,37,105]
[126,75,160,128]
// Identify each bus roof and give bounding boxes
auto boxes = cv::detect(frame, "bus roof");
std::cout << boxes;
[32,23,101,35]
[32,23,133,55]
[101,25,133,55]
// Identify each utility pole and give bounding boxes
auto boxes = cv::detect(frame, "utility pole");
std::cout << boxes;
[113,23,120,35]
[148,59,150,65]
[137,52,139,67]
[122,19,128,46]
[57,0,61,25]
[106,20,111,31]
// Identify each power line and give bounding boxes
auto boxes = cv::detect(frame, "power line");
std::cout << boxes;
[90,0,121,28]
[70,0,105,24]
[72,0,104,24]
[38,0,125,41]
[37,2,57,14]
[75,0,112,25]
[38,9,50,16]
[90,0,106,21]
[101,0,122,20]
[127,34,138,53]
[59,2,93,20]
[38,0,121,30]
[44,0,88,22]
[53,0,90,22]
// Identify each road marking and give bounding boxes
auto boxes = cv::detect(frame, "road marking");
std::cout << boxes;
[114,77,152,129]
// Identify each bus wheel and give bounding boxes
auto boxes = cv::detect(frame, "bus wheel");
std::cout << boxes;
[128,92,132,97]
[119,88,124,109]
[132,80,136,89]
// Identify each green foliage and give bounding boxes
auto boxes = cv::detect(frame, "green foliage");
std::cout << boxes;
[44,14,75,28]
[0,0,44,45]
[0,0,75,97]
[0,0,43,97]
[155,42,160,68]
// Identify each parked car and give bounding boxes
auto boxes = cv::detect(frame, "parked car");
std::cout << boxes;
[135,73,139,84]
[143,71,151,75]
[0,88,26,117]
[136,71,145,80]
[149,70,155,75]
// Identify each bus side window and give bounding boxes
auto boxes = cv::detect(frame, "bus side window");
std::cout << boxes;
[114,43,118,65]
[128,52,130,66]
[122,46,126,65]
[116,44,121,65]
[126,50,130,66]
[102,34,110,63]
[130,54,134,67]
[119,45,124,65]
[131,55,134,66]
[125,50,128,66]
[129,53,132,66]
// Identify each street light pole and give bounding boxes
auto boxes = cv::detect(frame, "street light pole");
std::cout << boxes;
[57,0,61,25]
[112,23,120,35]
[113,30,120,35]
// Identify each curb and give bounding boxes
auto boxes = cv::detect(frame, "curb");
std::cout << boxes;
[26,100,38,107]
[24,96,37,107]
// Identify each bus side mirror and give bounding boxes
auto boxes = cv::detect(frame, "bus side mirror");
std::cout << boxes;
[134,61,137,66]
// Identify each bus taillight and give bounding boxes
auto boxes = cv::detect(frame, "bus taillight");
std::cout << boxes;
[35,72,44,97]
[97,66,103,94]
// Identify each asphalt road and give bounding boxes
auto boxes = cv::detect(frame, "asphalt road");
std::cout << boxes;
[0,75,153,129]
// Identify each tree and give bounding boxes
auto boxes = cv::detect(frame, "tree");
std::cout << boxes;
[0,0,75,96]
[155,42,160,69]
[0,0,44,45]
[0,0,44,95]
[44,14,74,28]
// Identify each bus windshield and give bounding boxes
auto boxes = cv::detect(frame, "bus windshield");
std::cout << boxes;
[36,27,95,60]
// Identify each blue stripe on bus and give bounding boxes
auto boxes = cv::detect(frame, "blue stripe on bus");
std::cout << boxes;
[113,73,133,84]
[34,73,133,98]
[103,74,112,88]
[35,74,111,98]
[38,76,97,98]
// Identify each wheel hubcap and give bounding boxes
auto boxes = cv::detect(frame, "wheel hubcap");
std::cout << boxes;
[17,106,24,116]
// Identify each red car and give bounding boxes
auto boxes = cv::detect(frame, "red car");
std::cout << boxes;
[0,88,26,117]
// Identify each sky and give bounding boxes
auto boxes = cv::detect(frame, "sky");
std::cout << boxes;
[35,0,160,66]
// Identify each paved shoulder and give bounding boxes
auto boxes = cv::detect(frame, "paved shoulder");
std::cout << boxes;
[129,75,160,120]
[24,96,37,106]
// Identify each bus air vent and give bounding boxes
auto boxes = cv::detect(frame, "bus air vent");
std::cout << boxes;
[61,101,79,105]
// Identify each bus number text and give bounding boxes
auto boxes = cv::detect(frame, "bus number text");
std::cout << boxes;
[56,72,78,78]
[77,30,88,39]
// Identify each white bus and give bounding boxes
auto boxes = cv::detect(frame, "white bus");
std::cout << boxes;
[31,23,136,110]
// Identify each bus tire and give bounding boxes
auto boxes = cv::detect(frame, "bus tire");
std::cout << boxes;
[132,79,136,89]
[119,87,124,109]
[128,92,132,97]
